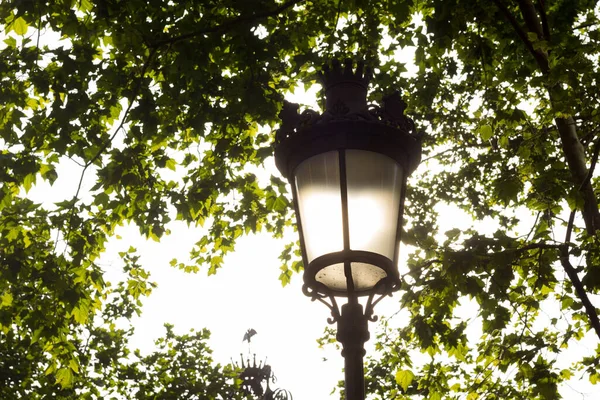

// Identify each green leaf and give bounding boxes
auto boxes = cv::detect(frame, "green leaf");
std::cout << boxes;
[3,37,17,47]
[44,363,56,376]
[71,303,89,324]
[395,369,414,391]
[444,228,461,241]
[478,125,493,141]
[109,104,122,122]
[527,32,538,42]
[560,369,573,380]
[540,284,553,295]
[94,192,110,206]
[79,0,94,12]
[68,359,79,374]
[12,17,28,35]
[567,187,584,211]
[430,392,442,400]
[23,173,36,193]
[1,291,13,307]
[273,196,288,212]
[55,367,74,388]
[494,174,522,204]
[278,265,292,287]
[165,158,176,171]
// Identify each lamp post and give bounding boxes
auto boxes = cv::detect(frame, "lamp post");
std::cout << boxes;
[274,59,421,400]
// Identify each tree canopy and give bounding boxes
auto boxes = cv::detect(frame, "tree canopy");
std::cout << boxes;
[1,0,600,398]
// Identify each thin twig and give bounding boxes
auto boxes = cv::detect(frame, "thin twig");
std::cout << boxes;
[491,0,549,73]
[467,348,501,395]
[477,19,490,91]
[490,271,537,339]
[35,3,41,68]
[523,211,541,242]
[421,147,456,162]
[565,210,575,244]
[327,0,343,53]
[578,136,600,191]
[503,241,562,253]
[572,21,599,31]
[536,0,550,40]
[56,47,158,253]
[558,245,600,341]
[401,259,441,280]
[149,0,305,48]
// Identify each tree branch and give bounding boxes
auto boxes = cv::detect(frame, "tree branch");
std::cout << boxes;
[149,0,305,48]
[559,245,600,341]
[579,136,600,191]
[499,0,600,233]
[508,242,562,252]
[508,1,600,235]
[491,0,549,73]
[421,146,459,162]
[572,21,599,31]
[565,210,575,244]
[554,116,600,233]
[516,0,544,38]
[536,0,550,40]
[402,259,442,280]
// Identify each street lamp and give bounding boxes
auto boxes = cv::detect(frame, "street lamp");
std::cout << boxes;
[274,59,421,400]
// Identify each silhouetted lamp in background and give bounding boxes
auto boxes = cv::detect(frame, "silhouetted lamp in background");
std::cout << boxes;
[274,59,421,400]
[236,354,292,400]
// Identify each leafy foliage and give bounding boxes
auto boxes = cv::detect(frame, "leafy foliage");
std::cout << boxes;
[1,0,600,398]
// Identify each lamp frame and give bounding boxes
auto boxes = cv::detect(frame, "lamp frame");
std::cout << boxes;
[277,119,419,301]
[275,61,420,303]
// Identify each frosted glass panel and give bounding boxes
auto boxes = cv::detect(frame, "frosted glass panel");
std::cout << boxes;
[295,151,343,262]
[315,263,345,291]
[316,262,387,292]
[350,262,387,290]
[346,150,403,259]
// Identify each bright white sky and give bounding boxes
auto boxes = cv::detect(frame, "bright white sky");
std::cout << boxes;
[5,12,600,399]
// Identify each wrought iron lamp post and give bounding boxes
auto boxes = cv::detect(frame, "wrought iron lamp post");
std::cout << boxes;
[274,59,421,400]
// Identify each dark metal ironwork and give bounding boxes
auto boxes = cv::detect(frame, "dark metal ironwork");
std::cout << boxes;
[235,354,293,400]
[274,58,422,400]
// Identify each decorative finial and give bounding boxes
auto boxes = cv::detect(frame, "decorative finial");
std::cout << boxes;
[317,59,372,114]
[317,58,371,91]
[382,92,407,121]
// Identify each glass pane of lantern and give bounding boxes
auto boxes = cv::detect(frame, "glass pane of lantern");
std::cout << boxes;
[345,150,403,259]
[350,262,388,290]
[295,151,343,262]
[315,263,345,291]
[316,262,387,292]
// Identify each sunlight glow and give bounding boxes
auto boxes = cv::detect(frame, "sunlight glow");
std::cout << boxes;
[295,150,404,264]
[299,193,388,262]
[299,191,344,261]
[348,196,385,251]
